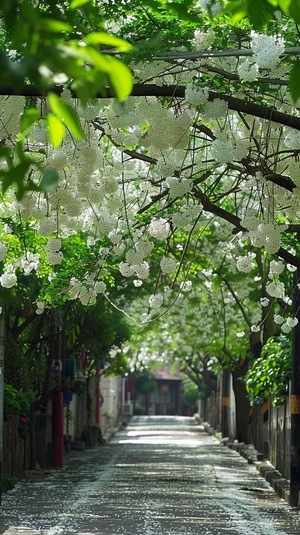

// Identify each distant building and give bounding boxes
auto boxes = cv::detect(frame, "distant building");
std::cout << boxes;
[153,366,182,416]
[132,366,182,416]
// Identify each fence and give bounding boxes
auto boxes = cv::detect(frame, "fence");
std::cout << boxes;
[251,397,291,478]
[202,379,291,480]
[3,416,31,478]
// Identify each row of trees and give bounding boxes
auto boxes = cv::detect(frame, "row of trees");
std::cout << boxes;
[1,0,300,476]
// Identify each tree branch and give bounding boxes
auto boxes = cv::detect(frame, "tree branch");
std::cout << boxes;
[2,83,300,131]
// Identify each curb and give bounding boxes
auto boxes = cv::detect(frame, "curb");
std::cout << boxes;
[199,419,291,504]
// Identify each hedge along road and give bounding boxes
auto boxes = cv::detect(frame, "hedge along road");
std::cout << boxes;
[0,415,300,535]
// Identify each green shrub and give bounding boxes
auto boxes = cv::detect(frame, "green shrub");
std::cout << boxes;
[245,336,292,406]
[4,384,35,433]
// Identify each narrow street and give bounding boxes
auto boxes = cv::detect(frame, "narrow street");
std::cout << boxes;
[0,416,300,535]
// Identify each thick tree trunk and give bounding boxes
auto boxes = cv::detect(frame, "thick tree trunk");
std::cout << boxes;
[232,361,251,443]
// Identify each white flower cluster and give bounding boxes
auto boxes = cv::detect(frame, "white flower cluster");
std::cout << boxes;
[269,260,284,276]
[185,84,209,107]
[0,266,17,288]
[46,238,62,252]
[236,252,256,273]
[0,96,25,138]
[148,219,170,239]
[236,330,245,338]
[77,102,100,120]
[149,293,164,309]
[68,277,82,300]
[172,204,202,230]
[94,281,107,294]
[168,177,192,199]
[21,252,40,275]
[237,59,259,82]
[46,238,63,265]
[36,301,46,315]
[79,285,97,306]
[160,256,177,274]
[251,32,285,70]
[266,281,285,299]
[119,261,150,280]
[284,129,300,150]
[210,139,236,164]
[141,102,191,150]
[274,314,298,333]
[0,242,8,262]
[241,205,286,254]
[204,98,228,119]
[246,223,282,254]
[197,0,222,17]
[180,280,192,292]
[46,150,68,171]
[191,29,215,50]
[68,274,106,307]
[38,217,58,236]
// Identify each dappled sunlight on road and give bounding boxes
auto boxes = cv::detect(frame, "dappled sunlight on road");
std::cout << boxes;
[1,417,300,535]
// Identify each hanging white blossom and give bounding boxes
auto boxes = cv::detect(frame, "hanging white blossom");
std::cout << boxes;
[185,84,209,107]
[0,242,8,262]
[160,256,177,274]
[0,272,17,288]
[149,293,164,309]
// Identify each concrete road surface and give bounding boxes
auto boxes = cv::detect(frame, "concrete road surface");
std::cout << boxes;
[0,416,300,535]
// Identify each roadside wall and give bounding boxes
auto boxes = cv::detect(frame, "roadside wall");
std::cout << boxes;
[251,396,290,478]
[202,375,291,479]
[3,416,30,478]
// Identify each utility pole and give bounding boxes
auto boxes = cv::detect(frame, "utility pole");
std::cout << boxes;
[290,255,300,507]
[0,313,4,504]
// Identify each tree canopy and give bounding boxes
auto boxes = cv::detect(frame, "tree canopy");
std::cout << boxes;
[0,0,300,405]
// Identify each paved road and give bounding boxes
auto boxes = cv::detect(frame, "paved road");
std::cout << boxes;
[0,416,300,535]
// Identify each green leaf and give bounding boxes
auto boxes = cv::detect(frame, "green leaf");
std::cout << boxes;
[278,0,291,9]
[47,93,85,140]
[46,114,65,148]
[288,0,300,23]
[70,0,91,7]
[39,169,60,192]
[15,139,27,162]
[84,32,133,52]
[66,44,133,101]
[20,108,40,134]
[0,160,31,195]
[37,17,72,33]
[105,57,133,101]
[289,61,300,103]
[223,0,276,25]
[248,0,276,28]
[224,2,248,23]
